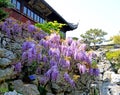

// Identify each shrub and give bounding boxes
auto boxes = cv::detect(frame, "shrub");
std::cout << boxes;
[35,21,65,38]
[112,35,120,44]
[106,50,120,70]
[20,33,99,88]
[0,0,12,21]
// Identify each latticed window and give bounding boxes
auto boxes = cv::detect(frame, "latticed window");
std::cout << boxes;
[23,7,27,14]
[10,0,20,10]
[31,11,34,19]
[27,9,31,17]
[16,1,20,10]
[10,0,45,23]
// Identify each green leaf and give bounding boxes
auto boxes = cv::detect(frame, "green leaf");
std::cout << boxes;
[38,86,47,95]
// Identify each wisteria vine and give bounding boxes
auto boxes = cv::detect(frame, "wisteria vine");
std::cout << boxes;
[21,33,99,87]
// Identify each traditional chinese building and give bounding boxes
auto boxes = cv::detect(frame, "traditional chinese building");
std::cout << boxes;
[5,0,78,33]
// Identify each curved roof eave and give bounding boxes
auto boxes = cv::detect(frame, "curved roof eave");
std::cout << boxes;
[41,0,78,31]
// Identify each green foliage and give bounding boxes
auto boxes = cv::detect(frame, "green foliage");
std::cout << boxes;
[35,21,65,38]
[91,60,98,68]
[26,61,38,75]
[0,0,11,21]
[0,9,8,20]
[80,29,107,49]
[106,50,120,70]
[0,87,8,93]
[94,88,99,95]
[38,86,47,95]
[0,0,10,8]
[59,31,65,39]
[112,35,120,44]
[106,50,120,61]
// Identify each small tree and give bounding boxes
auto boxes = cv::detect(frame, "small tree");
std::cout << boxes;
[80,28,107,49]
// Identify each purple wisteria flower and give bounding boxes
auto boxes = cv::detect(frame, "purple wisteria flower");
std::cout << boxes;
[66,37,73,45]
[88,51,97,62]
[49,48,60,57]
[22,41,35,52]
[64,72,71,82]
[70,41,77,50]
[49,33,60,43]
[80,44,86,51]
[27,47,37,63]
[40,40,49,48]
[40,77,49,85]
[1,18,22,38]
[39,39,45,46]
[50,59,57,67]
[69,79,75,87]
[60,45,67,56]
[74,50,85,61]
[13,23,20,33]
[62,60,70,69]
[65,47,73,57]
[43,55,48,63]
[64,72,75,87]
[45,69,52,79]
[34,31,47,40]
[77,63,86,74]
[93,68,100,76]
[22,42,37,63]
[22,52,28,61]
[14,62,22,72]
[2,22,7,31]
[28,24,36,32]
[37,53,42,63]
[59,58,66,66]
[45,65,59,81]
[84,55,91,64]
[89,68,93,75]
[51,67,59,81]
[36,67,41,74]
[89,68,100,76]
[6,28,11,37]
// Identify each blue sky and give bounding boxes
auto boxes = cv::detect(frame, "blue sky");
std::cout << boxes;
[45,0,120,39]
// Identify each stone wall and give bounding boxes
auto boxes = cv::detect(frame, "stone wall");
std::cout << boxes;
[96,51,120,95]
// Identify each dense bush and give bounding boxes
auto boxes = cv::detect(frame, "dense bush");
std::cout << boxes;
[0,18,47,41]
[21,34,99,86]
[106,50,120,70]
[35,21,65,38]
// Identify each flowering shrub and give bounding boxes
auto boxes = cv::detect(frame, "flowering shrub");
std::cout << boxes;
[0,18,47,40]
[0,18,99,90]
[20,33,99,87]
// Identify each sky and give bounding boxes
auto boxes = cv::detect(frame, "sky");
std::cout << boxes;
[45,0,120,39]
